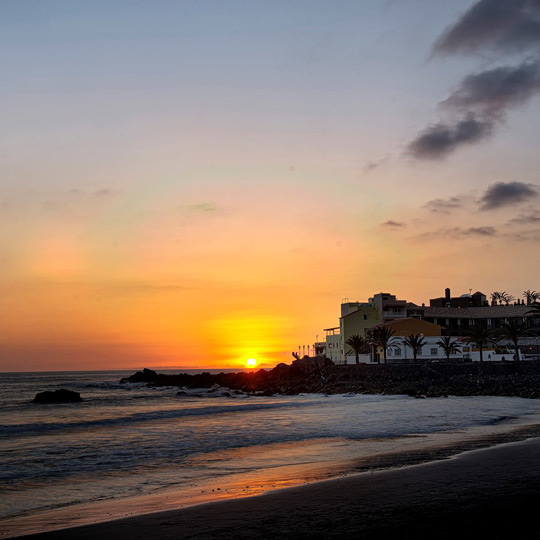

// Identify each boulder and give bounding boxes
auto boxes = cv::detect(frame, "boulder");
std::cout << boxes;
[33,389,83,404]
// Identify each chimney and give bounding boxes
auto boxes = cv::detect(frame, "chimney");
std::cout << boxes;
[445,288,451,301]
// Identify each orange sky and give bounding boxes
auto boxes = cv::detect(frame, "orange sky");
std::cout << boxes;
[2,1,540,371]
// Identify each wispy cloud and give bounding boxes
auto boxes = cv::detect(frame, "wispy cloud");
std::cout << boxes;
[424,195,465,213]
[416,225,497,240]
[177,203,222,215]
[508,211,540,224]
[380,220,405,228]
[479,181,538,210]
[364,155,391,173]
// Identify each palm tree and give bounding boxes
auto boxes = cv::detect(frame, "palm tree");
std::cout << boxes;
[523,290,540,305]
[495,319,535,362]
[437,335,462,361]
[491,291,502,305]
[462,323,494,362]
[370,326,396,363]
[403,334,426,363]
[500,291,515,306]
[345,334,369,365]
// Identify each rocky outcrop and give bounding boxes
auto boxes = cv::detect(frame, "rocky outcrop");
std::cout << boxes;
[33,389,83,404]
[120,368,158,383]
[119,361,540,399]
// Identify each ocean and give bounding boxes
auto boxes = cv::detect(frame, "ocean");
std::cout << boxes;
[2,370,540,537]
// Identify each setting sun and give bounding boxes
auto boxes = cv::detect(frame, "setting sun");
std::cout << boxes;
[246,358,257,368]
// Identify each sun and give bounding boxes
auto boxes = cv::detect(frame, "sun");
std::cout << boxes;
[246,358,257,368]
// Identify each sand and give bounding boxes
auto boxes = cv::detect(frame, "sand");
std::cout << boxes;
[19,437,540,540]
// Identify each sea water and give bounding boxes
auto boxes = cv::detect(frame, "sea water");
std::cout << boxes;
[1,370,539,537]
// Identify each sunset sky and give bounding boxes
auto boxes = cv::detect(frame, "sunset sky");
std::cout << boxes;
[2,0,540,371]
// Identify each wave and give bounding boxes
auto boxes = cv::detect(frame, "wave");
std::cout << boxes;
[0,399,316,437]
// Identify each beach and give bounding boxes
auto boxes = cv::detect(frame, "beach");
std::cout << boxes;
[3,371,540,538]
[19,436,540,539]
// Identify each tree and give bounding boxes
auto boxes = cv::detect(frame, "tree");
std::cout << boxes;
[527,300,540,316]
[345,334,369,365]
[490,291,502,305]
[403,334,426,362]
[499,291,515,306]
[369,326,396,363]
[523,290,540,305]
[495,319,536,362]
[437,335,462,362]
[462,323,494,362]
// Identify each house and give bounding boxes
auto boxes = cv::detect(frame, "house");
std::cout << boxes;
[367,318,443,363]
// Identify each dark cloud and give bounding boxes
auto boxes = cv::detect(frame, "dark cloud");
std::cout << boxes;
[424,195,464,213]
[433,0,540,56]
[408,115,493,159]
[443,62,540,116]
[479,181,538,210]
[380,220,405,228]
[410,1,540,160]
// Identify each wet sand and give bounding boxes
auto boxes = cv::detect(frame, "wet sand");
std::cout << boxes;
[20,437,540,540]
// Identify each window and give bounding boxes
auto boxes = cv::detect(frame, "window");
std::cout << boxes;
[394,347,402,356]
[364,314,367,320]
[431,348,438,356]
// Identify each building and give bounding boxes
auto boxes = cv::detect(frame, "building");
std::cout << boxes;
[324,327,342,364]
[318,287,539,365]
[369,292,408,321]
[368,318,443,363]
[430,288,488,308]
[326,293,409,364]
[423,305,533,336]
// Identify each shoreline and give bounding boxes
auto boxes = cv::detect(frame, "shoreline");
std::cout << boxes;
[6,414,540,539]
[17,435,540,539]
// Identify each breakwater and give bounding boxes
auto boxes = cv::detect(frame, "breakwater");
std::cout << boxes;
[121,361,540,399]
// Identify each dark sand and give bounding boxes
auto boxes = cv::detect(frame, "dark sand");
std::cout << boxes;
[21,437,540,540]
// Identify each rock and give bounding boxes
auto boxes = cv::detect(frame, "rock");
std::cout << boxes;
[33,389,82,404]
[120,368,158,383]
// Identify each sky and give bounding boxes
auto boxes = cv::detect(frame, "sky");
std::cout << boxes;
[2,0,540,371]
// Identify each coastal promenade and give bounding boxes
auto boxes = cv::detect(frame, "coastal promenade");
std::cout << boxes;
[22,437,540,539]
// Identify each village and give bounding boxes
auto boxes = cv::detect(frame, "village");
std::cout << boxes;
[301,288,540,365]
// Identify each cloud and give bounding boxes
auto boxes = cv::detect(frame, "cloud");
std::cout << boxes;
[380,220,405,228]
[409,1,540,160]
[177,202,222,215]
[504,229,540,241]
[463,226,497,236]
[408,115,493,159]
[508,211,540,224]
[416,225,498,240]
[443,62,540,116]
[364,155,390,173]
[424,195,464,213]
[479,181,538,210]
[433,0,540,56]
